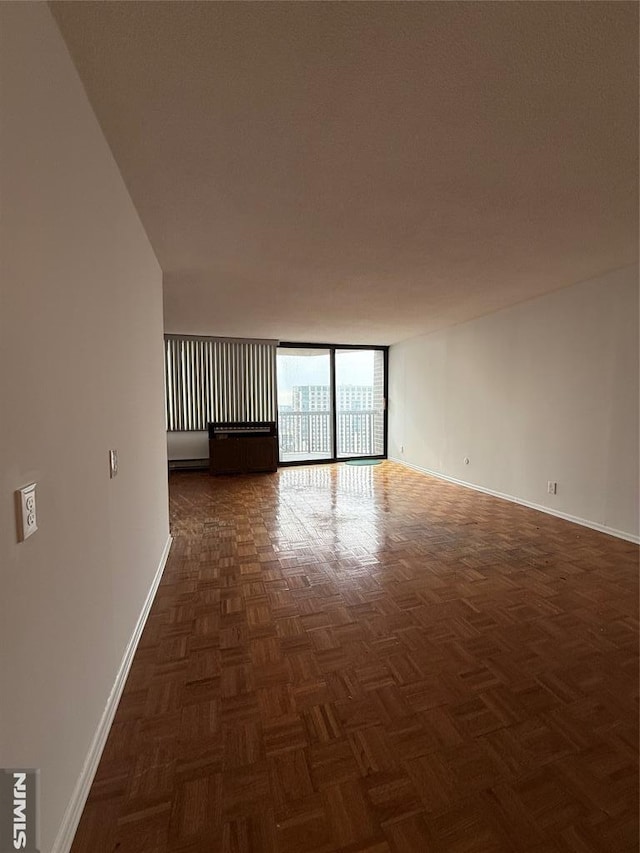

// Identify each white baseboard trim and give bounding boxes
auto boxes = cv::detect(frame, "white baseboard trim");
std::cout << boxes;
[51,534,173,853]
[389,457,640,545]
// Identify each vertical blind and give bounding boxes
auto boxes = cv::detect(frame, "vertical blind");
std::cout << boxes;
[164,336,278,431]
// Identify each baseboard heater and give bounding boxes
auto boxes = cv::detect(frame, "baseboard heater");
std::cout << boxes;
[168,458,209,471]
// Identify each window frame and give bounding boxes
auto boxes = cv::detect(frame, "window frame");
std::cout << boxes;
[277,341,389,467]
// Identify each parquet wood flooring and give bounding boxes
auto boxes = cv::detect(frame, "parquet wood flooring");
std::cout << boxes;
[71,462,639,853]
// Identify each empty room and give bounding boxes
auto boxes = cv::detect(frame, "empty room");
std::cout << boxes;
[1,2,638,852]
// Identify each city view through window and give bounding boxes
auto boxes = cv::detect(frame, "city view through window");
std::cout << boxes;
[277,348,385,462]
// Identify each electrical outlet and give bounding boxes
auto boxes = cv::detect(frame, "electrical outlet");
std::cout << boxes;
[109,449,118,479]
[16,483,37,542]
[547,481,557,495]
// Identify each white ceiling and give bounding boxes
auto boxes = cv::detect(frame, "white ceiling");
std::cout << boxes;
[51,1,638,345]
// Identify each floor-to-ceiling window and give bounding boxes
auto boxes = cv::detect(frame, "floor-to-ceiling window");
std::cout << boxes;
[277,347,333,462]
[277,343,388,464]
[336,348,385,458]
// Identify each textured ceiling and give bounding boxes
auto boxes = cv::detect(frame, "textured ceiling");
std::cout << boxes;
[51,1,638,344]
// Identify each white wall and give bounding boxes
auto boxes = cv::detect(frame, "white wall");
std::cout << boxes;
[389,266,639,541]
[0,6,170,852]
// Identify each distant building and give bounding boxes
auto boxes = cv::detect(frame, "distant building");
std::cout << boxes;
[280,385,377,456]
[291,385,374,412]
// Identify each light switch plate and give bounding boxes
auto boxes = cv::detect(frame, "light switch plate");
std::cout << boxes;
[16,483,37,542]
[109,449,118,478]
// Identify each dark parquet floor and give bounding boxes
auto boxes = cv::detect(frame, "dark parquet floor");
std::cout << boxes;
[71,462,639,853]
